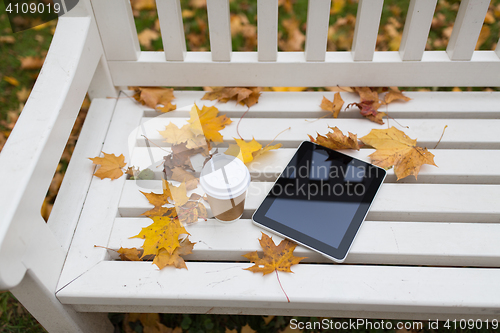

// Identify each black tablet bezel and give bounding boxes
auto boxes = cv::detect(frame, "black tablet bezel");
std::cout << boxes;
[252,141,386,262]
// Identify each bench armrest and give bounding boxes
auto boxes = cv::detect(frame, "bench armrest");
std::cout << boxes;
[0,14,102,289]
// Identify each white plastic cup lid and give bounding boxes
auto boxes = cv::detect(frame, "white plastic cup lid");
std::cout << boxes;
[199,154,250,200]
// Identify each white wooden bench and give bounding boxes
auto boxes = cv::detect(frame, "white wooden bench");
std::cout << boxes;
[1,0,499,331]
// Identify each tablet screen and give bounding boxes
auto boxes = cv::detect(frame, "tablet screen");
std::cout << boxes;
[252,141,386,262]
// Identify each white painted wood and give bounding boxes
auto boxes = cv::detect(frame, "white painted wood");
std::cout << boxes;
[88,56,118,99]
[304,0,331,62]
[0,15,101,289]
[156,0,187,61]
[56,96,144,290]
[118,181,500,223]
[48,98,117,252]
[351,0,384,61]
[130,147,500,184]
[90,0,140,61]
[57,261,500,319]
[257,0,278,61]
[108,51,500,87]
[136,90,500,119]
[138,117,500,149]
[446,0,490,61]
[399,0,437,61]
[206,0,232,61]
[109,218,500,267]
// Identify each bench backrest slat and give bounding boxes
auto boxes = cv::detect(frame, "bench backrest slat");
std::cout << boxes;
[91,0,139,61]
[304,0,331,62]
[157,0,186,61]
[351,0,384,61]
[399,0,437,61]
[207,0,232,61]
[257,0,278,61]
[447,0,490,60]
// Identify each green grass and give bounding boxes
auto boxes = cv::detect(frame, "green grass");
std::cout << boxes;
[0,292,46,333]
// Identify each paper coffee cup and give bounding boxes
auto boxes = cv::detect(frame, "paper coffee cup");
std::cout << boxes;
[200,154,251,223]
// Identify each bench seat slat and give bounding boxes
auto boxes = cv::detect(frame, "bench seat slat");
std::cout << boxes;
[108,218,500,267]
[130,147,500,184]
[119,181,500,223]
[56,261,500,320]
[139,117,500,149]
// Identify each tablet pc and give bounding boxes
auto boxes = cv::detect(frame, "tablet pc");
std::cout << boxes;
[252,141,386,262]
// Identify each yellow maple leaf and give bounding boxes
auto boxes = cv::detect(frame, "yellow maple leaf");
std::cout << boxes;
[202,87,262,107]
[188,103,232,142]
[360,126,437,180]
[131,216,189,256]
[159,123,195,145]
[153,238,195,270]
[226,138,262,164]
[89,152,126,180]
[243,232,306,275]
[320,92,344,118]
[309,126,360,150]
[252,143,283,160]
[170,182,189,207]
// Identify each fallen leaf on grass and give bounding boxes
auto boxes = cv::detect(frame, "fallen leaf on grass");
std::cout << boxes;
[132,87,176,112]
[309,126,360,150]
[360,126,437,180]
[137,28,160,49]
[89,152,126,179]
[3,76,19,86]
[320,92,344,118]
[243,232,306,275]
[19,56,45,70]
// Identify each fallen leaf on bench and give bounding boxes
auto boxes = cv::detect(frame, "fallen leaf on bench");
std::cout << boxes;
[385,87,411,104]
[320,92,344,118]
[153,238,195,270]
[170,182,189,206]
[202,87,262,108]
[360,126,437,180]
[140,179,172,213]
[89,152,126,180]
[188,103,232,143]
[132,216,190,257]
[176,200,208,224]
[347,87,386,125]
[132,87,176,112]
[159,123,195,145]
[225,138,282,164]
[170,167,199,190]
[243,232,306,275]
[308,126,360,150]
[117,247,142,261]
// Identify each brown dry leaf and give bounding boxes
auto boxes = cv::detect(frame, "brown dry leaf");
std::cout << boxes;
[16,87,31,102]
[309,126,360,150]
[385,87,411,104]
[189,0,206,8]
[360,126,437,180]
[19,56,45,70]
[202,87,261,108]
[130,0,156,11]
[279,18,305,51]
[133,87,176,112]
[89,152,126,180]
[320,92,344,118]
[153,237,195,270]
[475,25,491,50]
[243,232,306,275]
[170,167,199,190]
[131,216,189,256]
[0,36,15,44]
[188,103,232,142]
[176,200,207,224]
[117,247,142,261]
[347,87,386,125]
[137,28,160,49]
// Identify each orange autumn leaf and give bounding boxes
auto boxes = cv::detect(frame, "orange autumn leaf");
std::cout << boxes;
[117,247,142,261]
[243,232,306,275]
[131,216,189,257]
[320,92,344,118]
[140,179,172,215]
[132,87,176,112]
[347,87,386,125]
[309,126,360,150]
[176,200,208,224]
[360,126,437,180]
[19,56,45,70]
[89,152,126,180]
[202,87,262,108]
[153,238,195,269]
[385,87,411,104]
[188,103,232,143]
